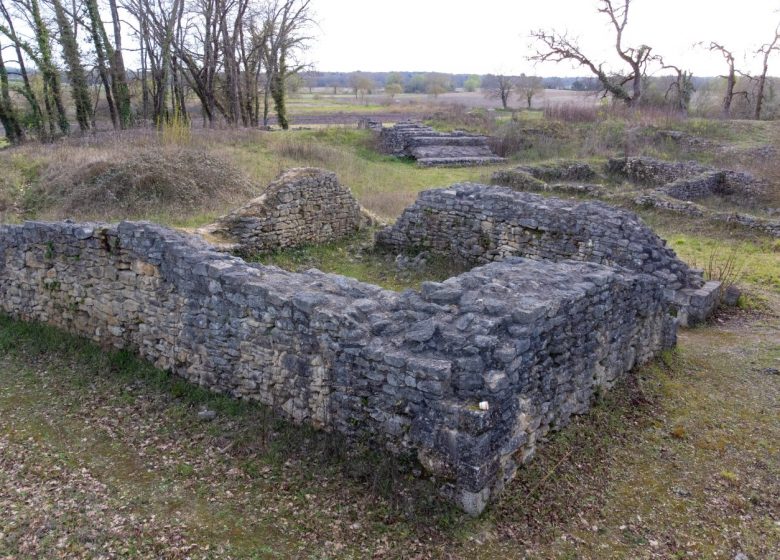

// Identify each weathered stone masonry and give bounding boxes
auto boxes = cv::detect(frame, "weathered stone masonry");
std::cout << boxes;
[376,183,721,326]
[205,168,366,254]
[1,219,674,515]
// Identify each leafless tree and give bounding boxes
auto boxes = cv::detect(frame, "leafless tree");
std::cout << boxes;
[660,61,694,113]
[349,72,373,102]
[517,74,543,109]
[483,74,515,109]
[0,0,45,138]
[424,72,450,97]
[0,0,313,136]
[0,38,24,142]
[530,0,658,107]
[261,0,313,129]
[754,24,780,119]
[703,42,749,117]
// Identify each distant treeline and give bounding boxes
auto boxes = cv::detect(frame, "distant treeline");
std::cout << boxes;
[299,71,603,91]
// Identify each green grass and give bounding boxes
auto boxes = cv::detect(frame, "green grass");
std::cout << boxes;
[641,212,780,293]
[0,315,460,558]
[217,128,500,221]
[250,229,467,291]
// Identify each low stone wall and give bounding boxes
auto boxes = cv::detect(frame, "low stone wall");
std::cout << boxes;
[376,183,721,326]
[606,156,762,197]
[635,193,780,238]
[377,122,505,167]
[606,156,712,186]
[660,172,729,200]
[492,158,777,239]
[206,168,365,254]
[0,219,675,515]
[513,161,598,183]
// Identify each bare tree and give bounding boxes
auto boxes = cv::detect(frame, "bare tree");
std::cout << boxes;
[0,0,314,135]
[349,72,373,103]
[754,24,780,120]
[704,42,748,117]
[530,0,658,107]
[424,72,450,97]
[661,61,694,113]
[0,0,45,137]
[0,0,70,137]
[262,0,313,129]
[84,0,119,127]
[483,74,515,109]
[517,74,543,109]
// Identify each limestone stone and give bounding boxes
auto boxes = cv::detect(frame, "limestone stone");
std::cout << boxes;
[203,168,368,254]
[0,217,674,515]
[378,121,504,167]
[376,183,721,326]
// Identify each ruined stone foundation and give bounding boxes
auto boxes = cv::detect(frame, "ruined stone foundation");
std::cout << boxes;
[376,183,721,326]
[0,219,675,514]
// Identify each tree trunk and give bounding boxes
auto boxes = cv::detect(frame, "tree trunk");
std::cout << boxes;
[106,0,133,127]
[0,1,45,138]
[139,10,149,122]
[723,66,736,117]
[270,51,288,129]
[52,0,90,132]
[84,0,119,128]
[0,40,22,143]
[30,0,69,134]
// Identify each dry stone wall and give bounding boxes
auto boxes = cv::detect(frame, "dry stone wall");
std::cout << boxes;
[606,156,763,199]
[378,122,505,167]
[376,183,721,326]
[492,158,779,239]
[0,219,674,515]
[206,168,365,254]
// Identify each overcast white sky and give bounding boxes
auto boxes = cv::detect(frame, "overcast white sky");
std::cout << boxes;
[310,0,780,76]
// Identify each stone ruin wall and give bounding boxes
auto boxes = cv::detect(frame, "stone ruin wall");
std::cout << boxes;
[207,168,366,254]
[605,156,764,200]
[491,158,780,239]
[0,219,675,515]
[376,183,721,326]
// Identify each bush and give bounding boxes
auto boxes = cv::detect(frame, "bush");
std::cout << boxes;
[544,103,600,123]
[26,145,256,221]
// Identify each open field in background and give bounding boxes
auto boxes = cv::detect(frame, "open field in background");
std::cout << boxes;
[1,101,779,558]
[287,88,600,114]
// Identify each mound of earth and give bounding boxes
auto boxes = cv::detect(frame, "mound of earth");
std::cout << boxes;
[31,146,257,220]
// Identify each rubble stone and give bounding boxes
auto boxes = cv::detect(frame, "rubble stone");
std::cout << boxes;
[204,168,366,254]
[0,218,675,515]
[376,183,721,326]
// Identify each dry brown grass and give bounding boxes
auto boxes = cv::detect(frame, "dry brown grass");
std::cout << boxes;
[13,134,259,223]
[544,103,601,123]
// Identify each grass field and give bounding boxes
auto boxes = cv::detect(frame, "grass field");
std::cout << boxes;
[1,106,779,558]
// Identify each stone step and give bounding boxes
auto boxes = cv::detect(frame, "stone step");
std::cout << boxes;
[416,156,506,167]
[406,136,489,147]
[411,145,498,159]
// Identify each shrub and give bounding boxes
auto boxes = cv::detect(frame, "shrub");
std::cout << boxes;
[158,110,192,146]
[544,103,600,123]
